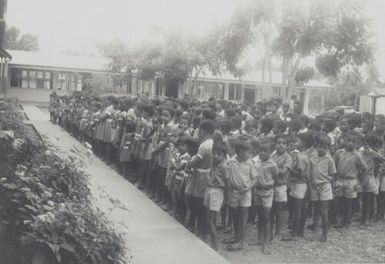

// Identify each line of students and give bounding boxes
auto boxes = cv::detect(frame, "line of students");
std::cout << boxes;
[49,93,385,255]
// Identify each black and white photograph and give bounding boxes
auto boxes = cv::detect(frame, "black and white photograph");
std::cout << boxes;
[1,0,385,263]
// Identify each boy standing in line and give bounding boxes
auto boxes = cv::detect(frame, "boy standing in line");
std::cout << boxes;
[271,135,292,240]
[333,131,368,228]
[251,140,278,255]
[204,143,229,251]
[225,139,257,251]
[310,132,337,242]
[186,119,215,237]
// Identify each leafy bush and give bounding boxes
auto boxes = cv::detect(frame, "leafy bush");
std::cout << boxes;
[0,99,126,264]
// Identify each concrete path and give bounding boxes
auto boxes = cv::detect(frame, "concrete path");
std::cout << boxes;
[23,105,230,264]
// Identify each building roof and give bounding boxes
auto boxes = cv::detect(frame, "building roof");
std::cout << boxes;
[0,48,12,59]
[368,88,385,97]
[197,69,333,89]
[7,50,110,73]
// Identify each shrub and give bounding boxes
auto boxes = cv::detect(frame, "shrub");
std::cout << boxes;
[0,99,126,264]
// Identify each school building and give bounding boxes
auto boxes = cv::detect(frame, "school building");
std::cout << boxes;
[1,49,333,114]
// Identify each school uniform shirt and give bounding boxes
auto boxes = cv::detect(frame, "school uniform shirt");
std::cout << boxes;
[226,157,257,191]
[158,121,176,168]
[309,153,337,185]
[185,138,213,198]
[173,152,191,181]
[208,163,228,189]
[271,151,292,186]
[359,149,383,177]
[291,152,310,184]
[140,119,154,161]
[103,105,117,143]
[333,149,368,180]
[253,158,277,189]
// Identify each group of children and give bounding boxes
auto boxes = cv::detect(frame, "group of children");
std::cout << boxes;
[49,92,385,255]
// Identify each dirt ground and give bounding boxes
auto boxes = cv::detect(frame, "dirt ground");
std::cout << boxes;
[215,216,385,263]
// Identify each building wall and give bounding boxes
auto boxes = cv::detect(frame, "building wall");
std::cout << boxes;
[5,87,71,104]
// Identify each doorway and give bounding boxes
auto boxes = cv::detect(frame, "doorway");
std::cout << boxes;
[244,88,256,105]
[165,79,178,98]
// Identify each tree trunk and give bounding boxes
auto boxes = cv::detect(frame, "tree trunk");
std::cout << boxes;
[193,66,202,99]
[281,58,288,100]
[287,55,301,101]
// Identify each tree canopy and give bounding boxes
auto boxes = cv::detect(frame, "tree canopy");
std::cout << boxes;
[4,26,39,51]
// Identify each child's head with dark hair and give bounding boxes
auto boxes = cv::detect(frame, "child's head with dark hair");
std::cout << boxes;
[160,106,175,124]
[257,101,267,115]
[225,108,236,118]
[321,118,337,134]
[176,136,190,155]
[308,118,321,131]
[245,119,259,136]
[230,115,243,131]
[313,132,331,157]
[198,119,216,139]
[233,138,251,161]
[289,118,302,134]
[179,115,190,131]
[361,112,374,123]
[298,130,315,149]
[260,118,274,134]
[202,108,217,120]
[344,130,360,152]
[338,117,350,133]
[362,120,374,135]
[142,104,155,118]
[212,142,228,165]
[364,131,383,150]
[259,139,273,161]
[192,116,202,130]
[288,135,302,152]
[273,119,287,135]
[375,114,385,134]
[193,107,202,117]
[217,119,232,135]
[174,109,183,122]
[178,99,189,111]
[275,135,288,154]
[250,139,259,157]
[299,114,310,129]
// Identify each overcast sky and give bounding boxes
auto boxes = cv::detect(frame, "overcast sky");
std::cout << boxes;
[5,0,385,79]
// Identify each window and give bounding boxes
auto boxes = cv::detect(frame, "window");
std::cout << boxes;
[202,82,224,99]
[69,75,77,91]
[229,83,242,101]
[256,88,262,101]
[10,68,22,87]
[36,71,44,88]
[58,72,67,90]
[235,84,242,100]
[29,71,36,88]
[273,86,280,96]
[229,83,235,100]
[77,75,82,91]
[44,72,52,89]
[21,70,28,88]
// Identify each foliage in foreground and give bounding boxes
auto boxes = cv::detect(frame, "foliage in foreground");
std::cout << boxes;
[0,99,126,264]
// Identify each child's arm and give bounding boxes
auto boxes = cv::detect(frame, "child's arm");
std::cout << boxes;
[174,160,187,171]
[241,162,259,193]
[152,141,169,157]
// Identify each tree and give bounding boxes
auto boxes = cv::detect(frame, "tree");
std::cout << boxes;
[4,26,39,51]
[17,34,38,51]
[216,0,373,100]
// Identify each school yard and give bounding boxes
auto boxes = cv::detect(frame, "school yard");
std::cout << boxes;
[26,105,385,264]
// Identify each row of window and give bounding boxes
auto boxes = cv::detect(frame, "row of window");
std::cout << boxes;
[10,68,82,91]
